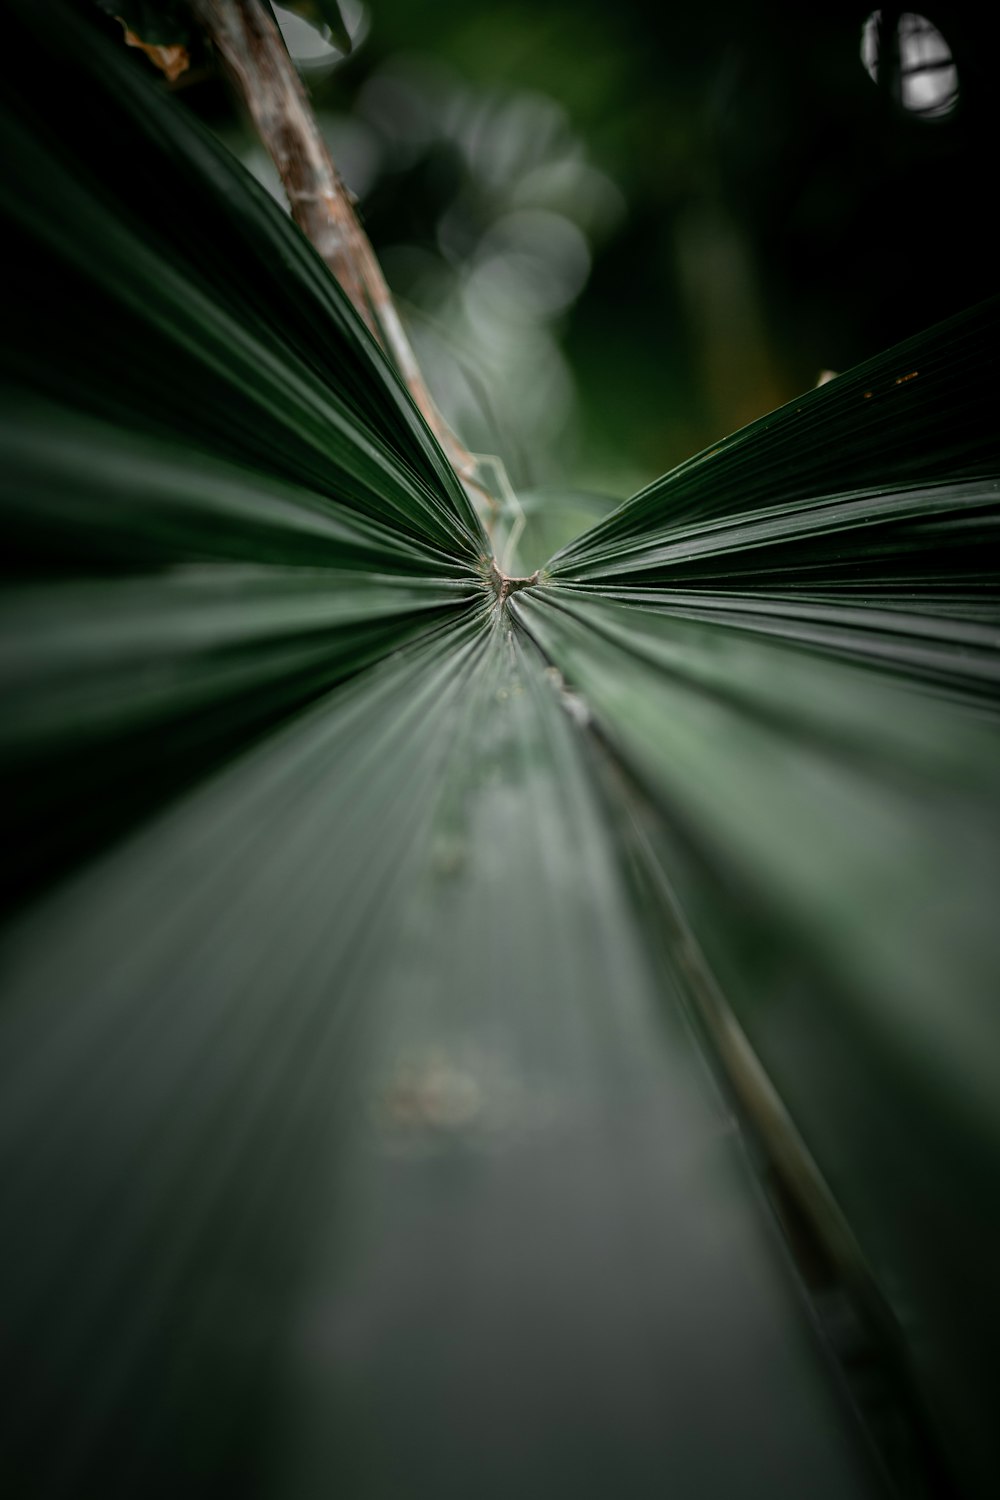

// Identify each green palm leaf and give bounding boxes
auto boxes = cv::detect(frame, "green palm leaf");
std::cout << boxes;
[2,3,997,1496]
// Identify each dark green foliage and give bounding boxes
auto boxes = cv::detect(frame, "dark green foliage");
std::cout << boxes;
[92,0,194,46]
[2,3,998,1497]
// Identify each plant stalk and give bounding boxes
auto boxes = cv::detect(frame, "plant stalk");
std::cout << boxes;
[189,0,491,521]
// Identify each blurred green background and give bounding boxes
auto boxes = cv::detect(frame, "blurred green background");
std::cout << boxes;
[128,1,1000,501]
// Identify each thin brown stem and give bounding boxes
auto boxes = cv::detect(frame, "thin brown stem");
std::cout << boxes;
[190,0,492,522]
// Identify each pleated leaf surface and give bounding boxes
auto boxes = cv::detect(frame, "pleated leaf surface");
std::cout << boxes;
[2,4,998,1497]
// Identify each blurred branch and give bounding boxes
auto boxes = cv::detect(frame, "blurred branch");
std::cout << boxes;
[189,0,493,523]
